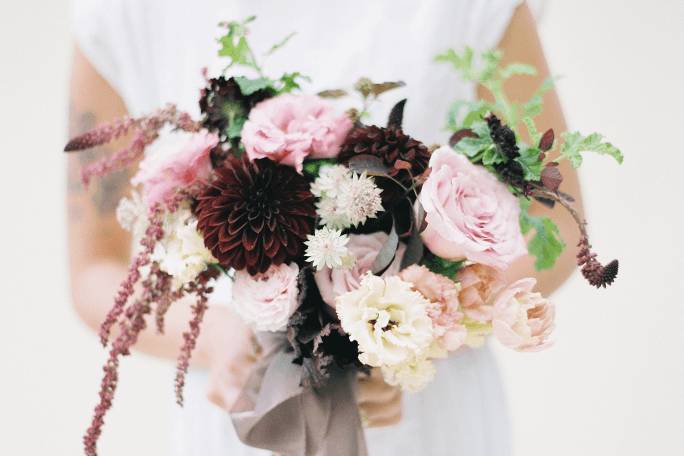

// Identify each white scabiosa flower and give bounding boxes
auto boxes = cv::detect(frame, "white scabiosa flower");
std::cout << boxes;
[151,207,217,289]
[312,165,383,229]
[116,191,147,237]
[381,356,437,393]
[336,273,434,368]
[304,227,355,271]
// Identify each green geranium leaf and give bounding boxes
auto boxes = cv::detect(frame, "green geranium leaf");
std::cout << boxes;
[500,63,537,79]
[422,254,465,280]
[302,158,337,178]
[519,198,565,270]
[278,72,310,93]
[515,145,543,181]
[560,131,624,168]
[234,76,274,95]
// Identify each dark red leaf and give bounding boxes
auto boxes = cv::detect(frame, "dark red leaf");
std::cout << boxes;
[347,154,390,176]
[541,162,563,191]
[539,128,555,152]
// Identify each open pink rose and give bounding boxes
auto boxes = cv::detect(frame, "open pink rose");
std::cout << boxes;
[232,262,300,332]
[314,232,405,309]
[492,278,555,352]
[241,94,353,173]
[132,131,217,207]
[419,146,527,270]
[456,264,505,322]
[399,265,467,352]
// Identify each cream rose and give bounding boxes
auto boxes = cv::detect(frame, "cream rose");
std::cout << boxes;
[419,147,527,270]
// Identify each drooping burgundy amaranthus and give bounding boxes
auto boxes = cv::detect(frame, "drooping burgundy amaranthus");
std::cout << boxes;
[98,205,165,345]
[174,269,218,405]
[64,104,201,187]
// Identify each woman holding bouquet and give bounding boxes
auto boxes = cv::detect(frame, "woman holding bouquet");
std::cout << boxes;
[67,0,582,454]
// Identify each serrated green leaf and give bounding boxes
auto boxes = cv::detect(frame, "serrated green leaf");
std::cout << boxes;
[514,146,543,181]
[560,131,624,168]
[278,72,310,93]
[522,116,541,145]
[519,198,565,270]
[421,254,465,280]
[500,63,537,79]
[234,76,274,95]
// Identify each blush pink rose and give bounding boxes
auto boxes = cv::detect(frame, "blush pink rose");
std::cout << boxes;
[492,278,555,352]
[399,265,467,352]
[419,146,527,270]
[455,264,505,323]
[314,232,406,309]
[132,131,218,207]
[232,262,300,332]
[241,94,353,173]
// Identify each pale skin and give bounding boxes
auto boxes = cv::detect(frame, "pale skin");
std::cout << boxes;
[67,3,580,429]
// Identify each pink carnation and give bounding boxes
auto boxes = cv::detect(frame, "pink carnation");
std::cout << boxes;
[419,146,527,270]
[241,94,353,173]
[492,278,555,352]
[399,265,467,352]
[456,264,505,322]
[132,131,217,207]
[314,232,405,309]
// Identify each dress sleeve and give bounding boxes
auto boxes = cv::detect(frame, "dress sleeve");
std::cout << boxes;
[71,0,129,104]
[463,0,523,51]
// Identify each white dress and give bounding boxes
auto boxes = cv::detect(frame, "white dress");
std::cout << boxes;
[72,1,520,454]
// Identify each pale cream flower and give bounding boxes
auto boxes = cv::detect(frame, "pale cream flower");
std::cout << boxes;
[381,356,436,393]
[336,273,434,368]
[151,207,217,289]
[304,227,354,271]
[116,191,147,239]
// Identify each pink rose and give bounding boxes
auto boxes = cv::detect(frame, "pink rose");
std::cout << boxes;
[399,265,466,352]
[419,146,527,270]
[314,232,406,308]
[241,94,353,173]
[456,264,505,322]
[132,131,217,207]
[232,262,300,332]
[492,278,555,352]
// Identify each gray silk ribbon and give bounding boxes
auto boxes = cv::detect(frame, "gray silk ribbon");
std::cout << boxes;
[230,333,368,456]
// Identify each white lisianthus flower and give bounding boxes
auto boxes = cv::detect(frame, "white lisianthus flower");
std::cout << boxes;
[336,273,434,367]
[312,165,383,229]
[151,207,217,289]
[116,191,147,239]
[304,227,355,271]
[381,356,437,393]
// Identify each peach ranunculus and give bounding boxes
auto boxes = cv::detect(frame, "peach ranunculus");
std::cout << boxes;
[492,278,555,352]
[314,232,406,308]
[455,263,505,323]
[399,265,467,352]
[132,131,218,207]
[231,262,301,332]
[241,94,353,173]
[419,146,527,270]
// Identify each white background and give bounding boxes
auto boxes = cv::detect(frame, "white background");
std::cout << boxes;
[1,0,683,455]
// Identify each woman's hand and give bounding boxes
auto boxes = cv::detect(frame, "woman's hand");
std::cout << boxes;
[357,369,402,428]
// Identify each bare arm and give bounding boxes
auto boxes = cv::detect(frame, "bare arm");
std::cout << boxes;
[478,2,583,296]
[67,46,251,369]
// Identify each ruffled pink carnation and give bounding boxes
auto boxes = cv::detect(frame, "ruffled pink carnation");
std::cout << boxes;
[241,94,353,173]
[419,146,527,270]
[132,131,217,207]
[492,278,555,352]
[399,265,466,352]
[314,232,405,309]
[456,264,505,322]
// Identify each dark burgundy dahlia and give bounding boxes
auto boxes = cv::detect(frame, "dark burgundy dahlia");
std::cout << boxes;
[338,125,430,187]
[195,157,316,274]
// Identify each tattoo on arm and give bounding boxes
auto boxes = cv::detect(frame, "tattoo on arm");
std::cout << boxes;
[68,104,131,216]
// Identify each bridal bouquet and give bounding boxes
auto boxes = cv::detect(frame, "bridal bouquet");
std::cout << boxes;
[66,17,623,456]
